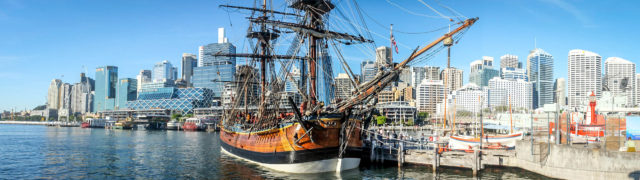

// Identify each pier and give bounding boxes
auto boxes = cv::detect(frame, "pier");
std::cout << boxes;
[362,129,640,179]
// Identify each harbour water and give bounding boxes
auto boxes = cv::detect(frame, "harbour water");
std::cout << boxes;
[0,124,550,179]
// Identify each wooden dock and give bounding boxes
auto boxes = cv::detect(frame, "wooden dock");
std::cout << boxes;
[362,132,516,176]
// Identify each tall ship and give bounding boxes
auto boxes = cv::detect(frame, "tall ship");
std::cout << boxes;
[218,0,478,173]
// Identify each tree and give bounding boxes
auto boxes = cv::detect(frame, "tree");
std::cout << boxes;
[376,116,387,125]
[171,113,182,121]
[185,114,194,118]
[405,118,414,126]
[32,105,46,111]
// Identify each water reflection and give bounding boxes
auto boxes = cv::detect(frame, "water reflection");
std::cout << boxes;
[0,124,550,179]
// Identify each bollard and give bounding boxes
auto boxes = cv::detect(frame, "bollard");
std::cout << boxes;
[371,139,376,162]
[398,142,404,167]
[432,145,437,173]
[473,149,478,176]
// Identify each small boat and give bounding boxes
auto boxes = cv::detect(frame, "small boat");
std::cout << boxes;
[81,122,90,128]
[135,115,170,130]
[166,120,182,130]
[114,121,134,129]
[182,118,211,131]
[86,118,107,128]
[449,132,524,150]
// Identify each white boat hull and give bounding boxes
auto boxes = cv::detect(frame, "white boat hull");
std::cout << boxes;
[449,132,523,150]
[221,147,360,173]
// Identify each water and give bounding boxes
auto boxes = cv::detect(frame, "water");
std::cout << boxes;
[0,124,551,179]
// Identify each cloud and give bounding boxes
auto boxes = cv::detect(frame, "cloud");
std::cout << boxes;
[540,0,596,28]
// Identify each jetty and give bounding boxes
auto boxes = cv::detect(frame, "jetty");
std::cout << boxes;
[362,130,640,179]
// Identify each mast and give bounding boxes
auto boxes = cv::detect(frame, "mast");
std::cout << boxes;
[260,0,267,104]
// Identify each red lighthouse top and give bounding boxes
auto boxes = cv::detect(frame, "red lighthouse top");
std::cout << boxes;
[589,91,597,124]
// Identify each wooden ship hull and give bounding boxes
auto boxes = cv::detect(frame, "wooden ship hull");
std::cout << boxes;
[220,115,363,173]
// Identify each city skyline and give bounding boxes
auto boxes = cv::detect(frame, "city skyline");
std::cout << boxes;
[2,0,640,111]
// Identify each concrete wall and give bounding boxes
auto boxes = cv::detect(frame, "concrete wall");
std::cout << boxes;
[512,140,640,180]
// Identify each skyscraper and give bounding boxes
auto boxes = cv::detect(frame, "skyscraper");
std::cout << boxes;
[47,79,63,109]
[416,79,445,113]
[375,46,392,67]
[334,73,352,100]
[527,48,554,109]
[153,60,176,82]
[193,28,236,98]
[501,67,528,81]
[285,66,302,93]
[71,73,94,115]
[410,66,425,88]
[441,67,463,91]
[94,66,118,112]
[136,70,151,93]
[488,77,533,110]
[604,57,636,107]
[115,78,137,109]
[360,60,376,83]
[317,49,334,104]
[181,53,198,86]
[469,56,499,87]
[59,83,73,117]
[554,78,566,106]
[637,74,640,106]
[568,49,601,109]
[500,54,519,69]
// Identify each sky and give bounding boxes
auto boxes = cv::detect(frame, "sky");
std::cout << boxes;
[1,0,639,111]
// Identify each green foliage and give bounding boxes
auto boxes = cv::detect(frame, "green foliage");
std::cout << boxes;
[171,113,182,121]
[405,118,414,126]
[185,114,194,118]
[32,105,46,111]
[376,116,387,125]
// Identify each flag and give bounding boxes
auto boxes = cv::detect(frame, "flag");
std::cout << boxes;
[390,25,399,54]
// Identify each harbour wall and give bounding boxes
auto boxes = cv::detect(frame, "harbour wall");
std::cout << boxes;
[511,140,640,180]
[0,121,49,125]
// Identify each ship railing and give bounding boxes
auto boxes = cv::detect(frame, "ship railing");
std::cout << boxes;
[362,128,438,152]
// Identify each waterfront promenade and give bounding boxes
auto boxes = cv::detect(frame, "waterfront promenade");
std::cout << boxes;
[0,121,50,125]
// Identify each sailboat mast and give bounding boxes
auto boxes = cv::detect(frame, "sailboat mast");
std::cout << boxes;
[260,0,268,103]
[307,10,320,105]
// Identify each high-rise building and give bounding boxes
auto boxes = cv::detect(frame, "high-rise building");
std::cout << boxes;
[425,66,440,81]
[527,48,554,109]
[47,79,63,110]
[469,56,499,87]
[136,70,151,94]
[637,74,640,106]
[375,46,392,67]
[410,66,425,88]
[399,68,412,84]
[568,49,601,109]
[193,28,236,98]
[416,79,445,113]
[447,84,489,113]
[501,67,528,81]
[488,77,533,110]
[115,78,137,109]
[94,66,118,112]
[604,57,636,107]
[500,54,519,69]
[334,73,352,100]
[153,60,177,82]
[71,73,94,115]
[441,67,463,91]
[554,78,566,106]
[360,60,376,83]
[59,83,73,112]
[317,49,334,104]
[197,29,235,67]
[285,66,302,93]
[181,53,198,86]
[126,87,215,114]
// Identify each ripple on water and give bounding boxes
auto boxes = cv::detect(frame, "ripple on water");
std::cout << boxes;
[0,124,551,179]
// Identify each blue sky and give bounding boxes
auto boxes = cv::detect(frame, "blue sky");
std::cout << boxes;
[1,0,639,111]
